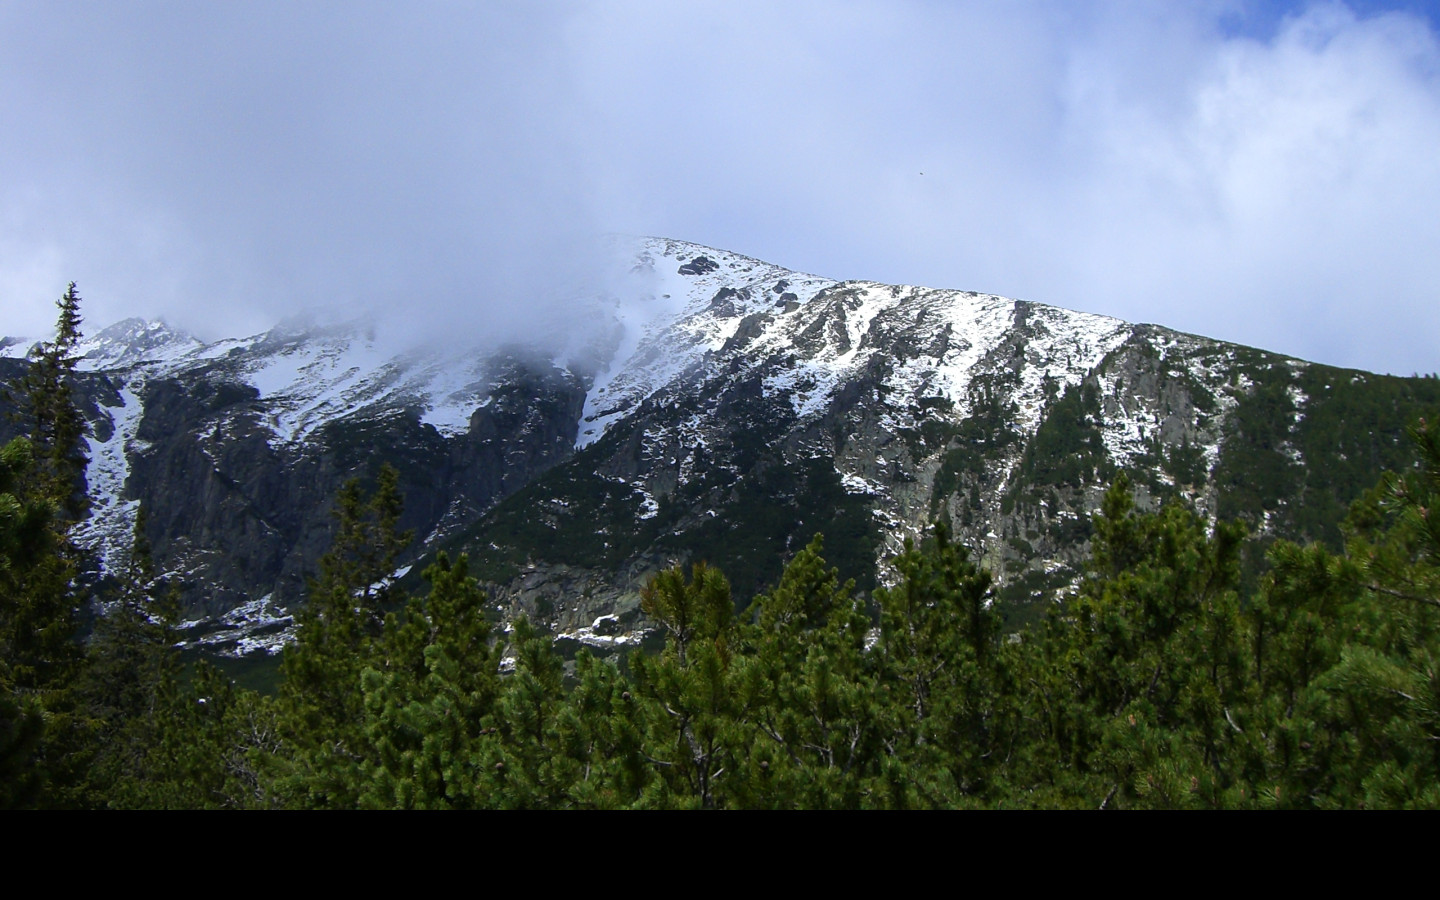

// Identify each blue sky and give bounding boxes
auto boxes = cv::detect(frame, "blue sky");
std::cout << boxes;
[1221,0,1440,36]
[2,1,1438,374]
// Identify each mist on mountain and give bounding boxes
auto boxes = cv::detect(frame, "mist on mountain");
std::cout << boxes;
[2,4,1439,374]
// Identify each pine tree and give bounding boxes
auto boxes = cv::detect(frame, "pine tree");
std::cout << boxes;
[0,438,55,807]
[281,464,412,721]
[1298,415,1440,807]
[868,522,1005,807]
[0,286,92,806]
[1024,475,1252,808]
[274,463,414,807]
[481,616,573,808]
[20,283,88,520]
[630,562,743,808]
[738,534,881,808]
[3,285,90,699]
[77,503,187,806]
[547,649,648,808]
[356,552,502,809]
[138,660,282,809]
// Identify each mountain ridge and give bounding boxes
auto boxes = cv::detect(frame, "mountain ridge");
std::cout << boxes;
[3,236,1437,656]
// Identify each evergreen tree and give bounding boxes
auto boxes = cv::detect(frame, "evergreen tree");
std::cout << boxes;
[1022,475,1254,808]
[480,616,573,808]
[737,534,881,808]
[136,661,283,809]
[630,562,744,808]
[0,286,92,806]
[274,463,413,807]
[868,522,1007,807]
[1243,539,1365,807]
[0,438,55,807]
[547,649,648,808]
[77,503,188,807]
[1293,415,1440,807]
[356,552,502,809]
[20,282,88,520]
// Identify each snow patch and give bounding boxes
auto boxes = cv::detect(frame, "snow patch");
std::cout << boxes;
[840,471,881,495]
[185,593,295,657]
[554,613,648,650]
[73,383,147,575]
[635,485,660,520]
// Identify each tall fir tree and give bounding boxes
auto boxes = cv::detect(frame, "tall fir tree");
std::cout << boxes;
[0,284,91,806]
[21,283,88,519]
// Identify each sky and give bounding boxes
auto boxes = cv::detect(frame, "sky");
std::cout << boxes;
[2,1,1438,374]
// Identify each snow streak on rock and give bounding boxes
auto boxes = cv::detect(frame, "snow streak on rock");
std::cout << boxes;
[74,384,145,576]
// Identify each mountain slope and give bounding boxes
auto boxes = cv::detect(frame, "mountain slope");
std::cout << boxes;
[3,237,1437,654]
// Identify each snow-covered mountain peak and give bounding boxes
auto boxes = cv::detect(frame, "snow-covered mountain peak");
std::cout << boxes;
[26,236,1144,460]
[0,335,38,360]
[575,237,837,447]
[75,318,205,371]
[10,234,1427,659]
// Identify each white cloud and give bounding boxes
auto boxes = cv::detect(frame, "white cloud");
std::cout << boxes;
[1,2,1436,374]
[1052,3,1440,371]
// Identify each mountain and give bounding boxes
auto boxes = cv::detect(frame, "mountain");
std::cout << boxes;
[4,237,1438,656]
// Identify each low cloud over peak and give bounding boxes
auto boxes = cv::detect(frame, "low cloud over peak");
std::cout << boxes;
[3,2,1436,374]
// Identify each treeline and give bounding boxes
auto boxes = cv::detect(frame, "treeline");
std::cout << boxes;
[4,290,1440,808]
